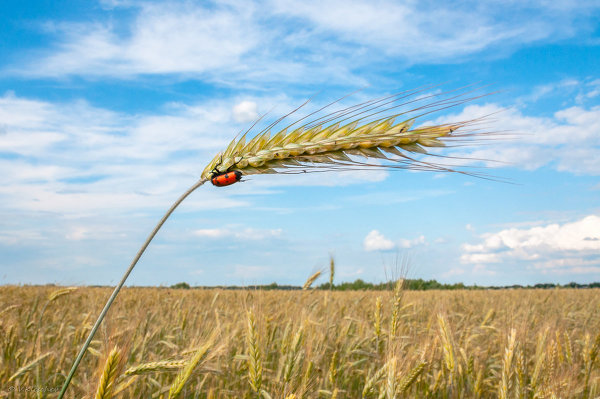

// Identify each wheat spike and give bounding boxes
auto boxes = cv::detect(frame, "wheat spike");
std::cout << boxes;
[283,325,304,384]
[390,279,405,337]
[329,256,335,290]
[437,314,456,385]
[124,359,187,375]
[362,363,387,398]
[515,349,526,399]
[168,333,216,399]
[328,350,339,386]
[303,270,322,290]
[563,331,573,365]
[94,346,122,399]
[48,287,77,302]
[499,328,517,399]
[202,86,494,180]
[373,296,382,340]
[399,362,426,393]
[8,352,52,382]
[246,309,263,394]
[384,356,398,399]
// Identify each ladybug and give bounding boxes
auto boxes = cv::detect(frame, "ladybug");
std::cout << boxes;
[211,170,242,187]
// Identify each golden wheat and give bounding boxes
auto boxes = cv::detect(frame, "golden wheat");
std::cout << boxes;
[302,271,322,290]
[124,359,187,375]
[5,284,599,397]
[168,333,216,399]
[246,309,263,394]
[8,352,52,382]
[94,346,122,399]
[329,256,335,290]
[202,87,491,180]
[499,328,517,399]
[399,361,426,393]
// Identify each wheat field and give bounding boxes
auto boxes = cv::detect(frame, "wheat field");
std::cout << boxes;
[1,285,599,398]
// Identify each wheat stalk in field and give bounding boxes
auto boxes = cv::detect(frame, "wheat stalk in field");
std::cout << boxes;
[123,359,188,375]
[373,296,383,341]
[58,85,498,397]
[499,328,517,399]
[246,310,263,394]
[8,352,52,382]
[329,256,335,290]
[303,270,322,290]
[94,347,122,399]
[399,362,426,393]
[168,333,216,399]
[438,313,457,387]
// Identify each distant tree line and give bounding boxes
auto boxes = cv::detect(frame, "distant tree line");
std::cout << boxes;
[169,279,600,290]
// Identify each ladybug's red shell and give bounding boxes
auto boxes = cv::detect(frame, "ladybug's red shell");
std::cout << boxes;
[211,171,242,187]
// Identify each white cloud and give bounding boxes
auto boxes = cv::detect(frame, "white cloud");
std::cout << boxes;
[193,227,282,240]
[20,2,259,78]
[439,102,600,175]
[8,1,599,81]
[270,0,585,61]
[461,215,600,275]
[65,227,89,241]
[233,101,259,123]
[364,230,395,251]
[398,235,426,249]
[2,91,438,218]
[0,92,255,215]
[364,230,426,252]
[193,228,228,239]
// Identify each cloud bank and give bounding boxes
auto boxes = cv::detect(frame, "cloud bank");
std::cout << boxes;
[8,0,600,83]
[462,215,600,275]
[363,230,426,252]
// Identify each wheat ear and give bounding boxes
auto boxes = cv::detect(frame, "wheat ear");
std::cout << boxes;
[362,362,387,398]
[246,309,263,394]
[329,256,335,290]
[202,86,494,180]
[303,270,322,290]
[389,279,405,337]
[94,346,122,399]
[499,328,517,399]
[384,356,398,399]
[399,362,427,393]
[438,314,456,386]
[8,352,52,382]
[373,296,383,341]
[123,359,188,375]
[168,332,217,399]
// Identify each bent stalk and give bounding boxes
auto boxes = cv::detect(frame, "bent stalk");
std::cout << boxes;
[58,178,207,398]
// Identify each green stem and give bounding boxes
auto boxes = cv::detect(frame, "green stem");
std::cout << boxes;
[58,178,207,398]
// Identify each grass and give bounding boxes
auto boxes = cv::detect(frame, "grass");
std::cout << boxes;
[1,285,599,398]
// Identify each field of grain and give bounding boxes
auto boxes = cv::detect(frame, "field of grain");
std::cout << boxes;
[1,285,599,398]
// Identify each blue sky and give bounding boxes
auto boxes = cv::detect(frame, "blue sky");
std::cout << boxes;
[1,0,599,287]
